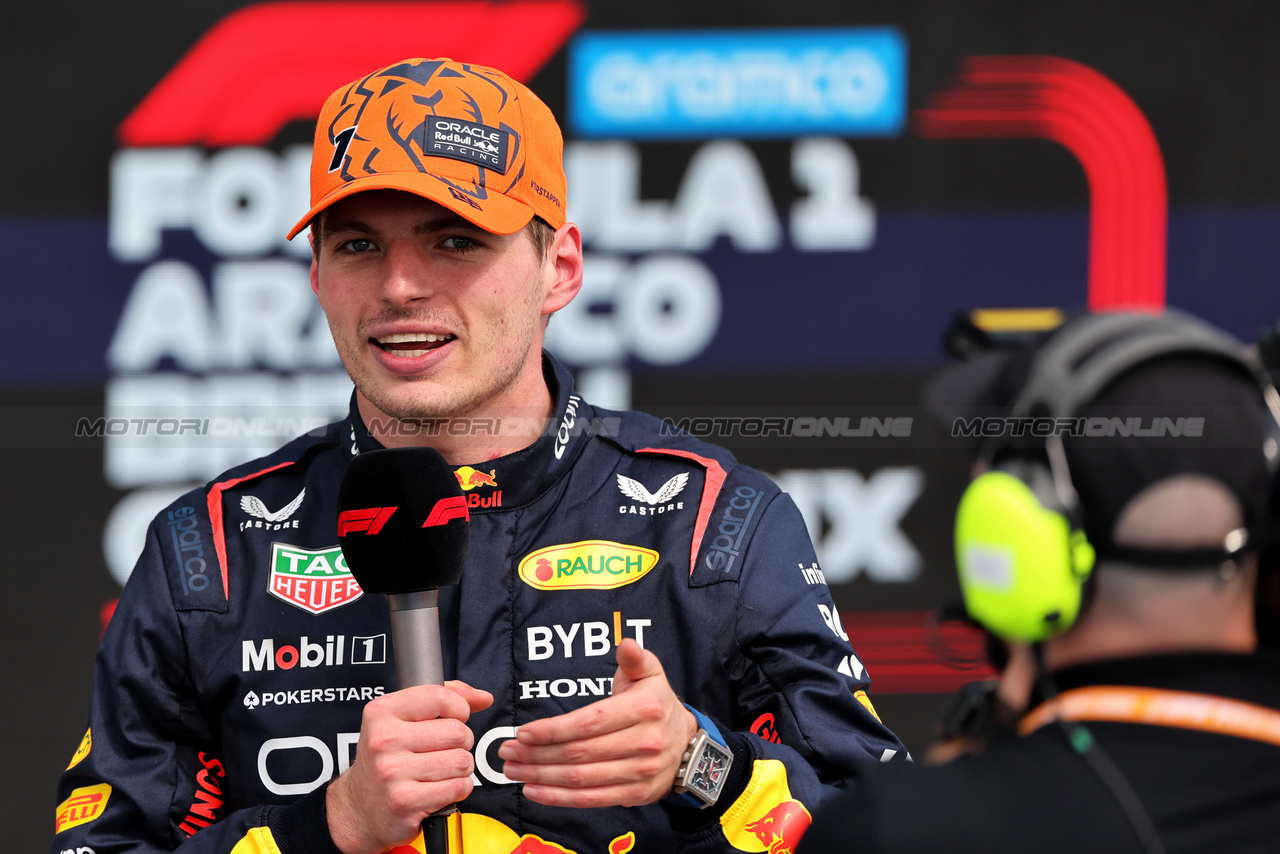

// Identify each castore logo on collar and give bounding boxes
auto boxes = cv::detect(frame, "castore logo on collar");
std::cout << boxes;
[240,489,306,531]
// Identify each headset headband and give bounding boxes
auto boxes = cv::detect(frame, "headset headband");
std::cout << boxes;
[1000,308,1280,568]
[1011,309,1263,420]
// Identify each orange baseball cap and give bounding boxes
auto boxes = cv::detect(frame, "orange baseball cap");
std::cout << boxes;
[287,58,566,240]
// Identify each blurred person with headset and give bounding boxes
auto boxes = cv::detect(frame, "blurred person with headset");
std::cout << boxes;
[798,308,1280,854]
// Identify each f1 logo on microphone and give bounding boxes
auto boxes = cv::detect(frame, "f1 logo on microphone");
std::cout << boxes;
[337,507,397,536]
[423,497,470,527]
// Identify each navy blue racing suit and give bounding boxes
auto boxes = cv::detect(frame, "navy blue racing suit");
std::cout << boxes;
[52,354,904,854]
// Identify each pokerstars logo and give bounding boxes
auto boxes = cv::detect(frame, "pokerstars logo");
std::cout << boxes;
[517,541,659,590]
[243,685,386,711]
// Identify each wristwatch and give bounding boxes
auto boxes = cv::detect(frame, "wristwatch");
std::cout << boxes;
[666,704,734,809]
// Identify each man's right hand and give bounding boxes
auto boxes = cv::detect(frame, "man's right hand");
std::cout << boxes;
[326,680,493,854]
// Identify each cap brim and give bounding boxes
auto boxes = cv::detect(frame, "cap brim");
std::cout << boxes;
[286,172,536,240]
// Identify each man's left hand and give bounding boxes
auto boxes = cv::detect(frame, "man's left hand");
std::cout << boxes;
[498,638,699,808]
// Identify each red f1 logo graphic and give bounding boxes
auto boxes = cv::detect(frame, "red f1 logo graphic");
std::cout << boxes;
[423,497,470,527]
[118,1,586,147]
[338,507,397,536]
[915,56,1167,310]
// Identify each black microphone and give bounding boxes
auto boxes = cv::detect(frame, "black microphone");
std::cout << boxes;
[337,447,471,854]
[337,446,470,689]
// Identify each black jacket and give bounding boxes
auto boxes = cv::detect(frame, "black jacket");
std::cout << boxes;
[799,650,1280,854]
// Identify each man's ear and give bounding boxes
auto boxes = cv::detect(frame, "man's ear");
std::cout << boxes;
[308,229,321,298]
[541,223,583,316]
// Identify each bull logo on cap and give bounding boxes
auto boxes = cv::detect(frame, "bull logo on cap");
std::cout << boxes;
[290,56,567,241]
[325,60,521,206]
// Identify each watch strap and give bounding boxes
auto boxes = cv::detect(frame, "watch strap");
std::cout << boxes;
[685,703,727,747]
[664,704,730,808]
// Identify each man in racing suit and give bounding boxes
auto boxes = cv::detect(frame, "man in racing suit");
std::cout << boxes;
[52,57,904,854]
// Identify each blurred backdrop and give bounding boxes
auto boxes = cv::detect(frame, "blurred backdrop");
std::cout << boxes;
[8,1,1280,849]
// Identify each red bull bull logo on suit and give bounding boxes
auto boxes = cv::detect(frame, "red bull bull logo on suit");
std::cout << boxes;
[454,466,503,508]
[720,759,813,854]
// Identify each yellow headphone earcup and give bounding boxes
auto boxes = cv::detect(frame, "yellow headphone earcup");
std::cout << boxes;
[955,471,1094,643]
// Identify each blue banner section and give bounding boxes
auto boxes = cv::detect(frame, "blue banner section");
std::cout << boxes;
[0,219,134,382]
[568,29,907,139]
[10,210,1280,382]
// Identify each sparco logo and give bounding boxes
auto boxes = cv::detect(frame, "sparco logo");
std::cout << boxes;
[167,506,209,595]
[242,634,386,671]
[704,486,764,573]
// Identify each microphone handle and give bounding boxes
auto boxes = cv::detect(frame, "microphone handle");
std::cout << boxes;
[387,589,445,688]
[386,589,455,854]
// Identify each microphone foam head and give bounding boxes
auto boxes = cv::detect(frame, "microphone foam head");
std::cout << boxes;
[337,447,470,594]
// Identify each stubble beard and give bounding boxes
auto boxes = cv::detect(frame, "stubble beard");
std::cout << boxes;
[332,299,543,425]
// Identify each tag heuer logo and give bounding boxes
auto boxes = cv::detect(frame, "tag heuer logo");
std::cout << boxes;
[268,543,363,615]
[241,489,306,531]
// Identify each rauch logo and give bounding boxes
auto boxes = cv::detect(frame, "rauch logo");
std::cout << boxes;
[518,540,659,590]
[268,543,363,614]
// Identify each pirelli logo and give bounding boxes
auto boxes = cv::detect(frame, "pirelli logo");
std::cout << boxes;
[55,783,112,834]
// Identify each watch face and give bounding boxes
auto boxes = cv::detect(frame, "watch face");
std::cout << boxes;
[689,741,733,798]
